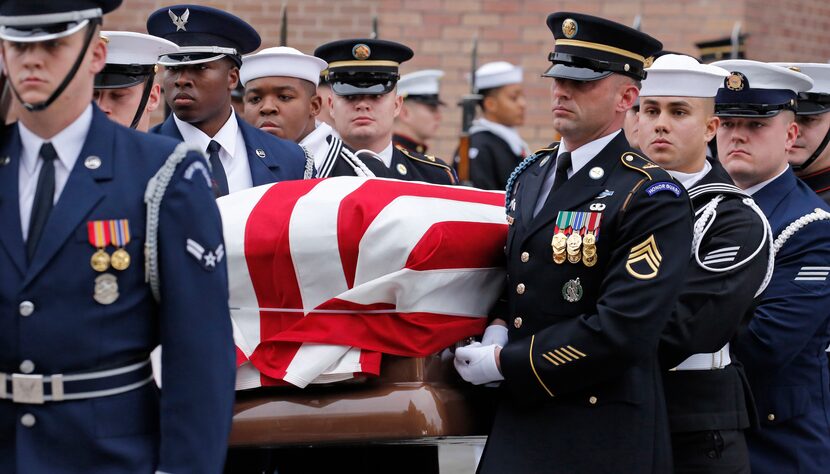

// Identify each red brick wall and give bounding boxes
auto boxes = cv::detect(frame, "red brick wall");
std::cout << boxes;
[106,0,830,162]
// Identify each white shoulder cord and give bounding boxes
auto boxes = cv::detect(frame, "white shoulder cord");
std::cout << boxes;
[343,148,378,178]
[773,208,830,256]
[144,142,203,302]
[299,144,315,179]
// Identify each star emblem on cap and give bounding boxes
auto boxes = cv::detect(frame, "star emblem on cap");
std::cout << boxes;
[168,8,190,32]
[726,72,746,91]
[562,18,578,38]
[352,43,371,60]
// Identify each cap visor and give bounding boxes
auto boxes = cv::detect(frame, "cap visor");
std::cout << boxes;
[332,81,395,96]
[796,101,830,116]
[95,73,146,89]
[542,63,612,81]
[715,108,782,118]
[0,19,89,43]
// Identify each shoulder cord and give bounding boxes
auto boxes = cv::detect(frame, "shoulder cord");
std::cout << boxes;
[344,148,379,177]
[773,208,830,256]
[300,144,315,179]
[691,194,774,297]
[504,152,543,210]
[144,142,203,302]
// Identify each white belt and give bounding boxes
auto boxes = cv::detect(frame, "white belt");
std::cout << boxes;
[672,343,731,371]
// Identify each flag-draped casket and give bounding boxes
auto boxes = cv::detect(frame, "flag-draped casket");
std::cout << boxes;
[219,177,508,389]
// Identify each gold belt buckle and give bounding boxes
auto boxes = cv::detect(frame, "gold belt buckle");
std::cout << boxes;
[12,374,45,404]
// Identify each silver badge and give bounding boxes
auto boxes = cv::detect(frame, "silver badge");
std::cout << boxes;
[168,8,190,32]
[589,203,606,211]
[255,149,266,158]
[93,273,119,305]
[539,155,551,167]
[396,163,408,175]
[562,278,583,303]
[84,156,102,170]
[589,167,604,179]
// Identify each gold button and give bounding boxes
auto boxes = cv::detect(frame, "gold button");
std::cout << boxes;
[589,396,597,405]
[767,414,775,421]
[520,252,530,262]
[516,283,526,295]
[513,317,523,329]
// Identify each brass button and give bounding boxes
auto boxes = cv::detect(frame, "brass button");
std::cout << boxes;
[767,414,775,421]
[19,301,34,317]
[516,283,526,295]
[520,252,530,263]
[513,317,523,329]
[588,396,598,405]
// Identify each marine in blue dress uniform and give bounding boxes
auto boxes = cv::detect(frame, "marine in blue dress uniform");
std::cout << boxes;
[0,1,234,473]
[639,54,773,474]
[712,59,830,474]
[453,13,691,473]
[147,4,308,194]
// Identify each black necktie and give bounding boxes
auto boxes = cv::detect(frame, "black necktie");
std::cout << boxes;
[27,142,58,260]
[533,152,572,218]
[207,140,229,197]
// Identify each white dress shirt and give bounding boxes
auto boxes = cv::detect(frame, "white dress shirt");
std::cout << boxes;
[18,104,93,241]
[174,111,253,193]
[667,159,712,190]
[375,142,394,168]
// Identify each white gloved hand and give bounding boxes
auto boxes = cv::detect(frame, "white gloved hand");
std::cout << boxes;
[481,324,508,347]
[454,342,504,385]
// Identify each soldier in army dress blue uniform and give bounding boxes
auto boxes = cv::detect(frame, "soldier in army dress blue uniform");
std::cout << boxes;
[453,13,692,473]
[0,1,235,473]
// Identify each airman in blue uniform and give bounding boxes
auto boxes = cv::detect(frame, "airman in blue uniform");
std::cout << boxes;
[0,1,235,472]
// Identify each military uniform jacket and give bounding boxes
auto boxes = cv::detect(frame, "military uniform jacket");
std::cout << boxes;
[392,133,428,155]
[464,130,523,191]
[0,107,235,473]
[479,132,693,474]
[390,145,457,185]
[733,168,830,474]
[659,158,770,433]
[151,112,307,185]
[800,166,830,205]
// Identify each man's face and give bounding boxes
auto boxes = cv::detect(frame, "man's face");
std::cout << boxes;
[398,99,442,141]
[484,83,526,127]
[551,75,635,148]
[623,106,639,148]
[242,76,319,142]
[94,83,143,126]
[717,113,798,188]
[330,90,402,147]
[162,59,236,124]
[638,96,717,172]
[788,111,830,172]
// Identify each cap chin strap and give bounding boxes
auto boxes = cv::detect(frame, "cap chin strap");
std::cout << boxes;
[128,75,154,129]
[793,120,830,172]
[8,19,100,112]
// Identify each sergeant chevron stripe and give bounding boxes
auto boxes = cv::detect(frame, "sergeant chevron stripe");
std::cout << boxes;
[626,234,662,279]
[795,266,830,281]
[703,246,740,265]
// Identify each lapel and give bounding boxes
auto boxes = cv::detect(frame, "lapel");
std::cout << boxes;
[237,114,280,186]
[0,125,26,275]
[518,149,554,229]
[154,114,184,140]
[23,107,112,287]
[751,168,798,220]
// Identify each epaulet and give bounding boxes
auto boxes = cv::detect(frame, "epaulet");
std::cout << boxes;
[532,144,558,156]
[395,145,452,170]
[620,151,662,180]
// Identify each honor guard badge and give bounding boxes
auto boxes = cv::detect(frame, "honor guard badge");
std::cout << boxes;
[562,278,583,302]
[625,234,662,279]
[93,273,120,305]
[645,181,682,197]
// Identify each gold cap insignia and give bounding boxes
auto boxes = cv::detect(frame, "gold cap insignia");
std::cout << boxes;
[788,66,801,72]
[562,18,578,39]
[643,56,654,68]
[726,72,746,92]
[352,43,371,60]
[625,234,662,280]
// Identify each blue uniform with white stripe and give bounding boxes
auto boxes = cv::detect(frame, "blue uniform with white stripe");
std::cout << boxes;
[733,168,830,474]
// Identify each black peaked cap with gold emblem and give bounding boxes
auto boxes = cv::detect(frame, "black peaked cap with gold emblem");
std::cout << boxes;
[544,12,662,81]
[314,38,413,96]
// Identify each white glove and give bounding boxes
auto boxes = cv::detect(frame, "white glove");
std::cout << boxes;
[481,324,508,347]
[454,342,504,385]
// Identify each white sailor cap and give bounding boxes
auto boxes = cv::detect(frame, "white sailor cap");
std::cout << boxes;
[240,46,328,88]
[770,63,830,115]
[712,59,814,117]
[397,69,445,105]
[640,54,729,98]
[96,31,177,89]
[473,61,522,92]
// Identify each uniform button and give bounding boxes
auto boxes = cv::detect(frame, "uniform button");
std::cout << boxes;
[19,360,34,374]
[767,414,775,421]
[20,413,36,428]
[520,252,530,263]
[516,283,526,295]
[513,317,523,329]
[19,301,34,317]
[707,450,717,459]
[588,396,598,405]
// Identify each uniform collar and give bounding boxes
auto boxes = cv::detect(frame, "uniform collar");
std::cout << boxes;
[173,108,239,156]
[560,129,621,177]
[799,165,830,194]
[667,159,712,190]
[393,133,427,153]
[470,117,529,157]
[18,104,93,176]
[743,165,789,196]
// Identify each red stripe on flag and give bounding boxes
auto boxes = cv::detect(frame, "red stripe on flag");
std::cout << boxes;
[405,221,507,271]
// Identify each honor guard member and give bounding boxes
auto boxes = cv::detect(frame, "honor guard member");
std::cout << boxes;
[639,54,773,474]
[453,13,691,473]
[315,39,457,184]
[458,61,529,190]
[316,70,335,127]
[712,59,830,474]
[147,4,309,196]
[0,1,235,472]
[393,69,445,154]
[240,46,336,175]
[93,31,177,132]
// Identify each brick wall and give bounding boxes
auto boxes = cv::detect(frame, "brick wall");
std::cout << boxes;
[106,0,830,161]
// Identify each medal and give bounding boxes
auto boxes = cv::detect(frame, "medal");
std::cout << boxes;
[562,278,583,303]
[109,219,131,271]
[582,211,602,267]
[87,220,111,272]
[111,249,131,271]
[567,212,585,262]
[584,253,598,267]
[93,273,119,305]
[551,212,570,263]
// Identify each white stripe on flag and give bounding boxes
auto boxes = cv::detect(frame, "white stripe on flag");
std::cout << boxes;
[283,343,353,388]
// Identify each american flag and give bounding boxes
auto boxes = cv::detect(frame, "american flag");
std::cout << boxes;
[218,177,508,389]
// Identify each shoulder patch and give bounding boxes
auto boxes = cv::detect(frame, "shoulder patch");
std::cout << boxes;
[645,181,682,197]
[620,151,660,180]
[396,145,452,170]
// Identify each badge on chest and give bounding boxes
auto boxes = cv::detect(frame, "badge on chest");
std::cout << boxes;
[552,211,601,267]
